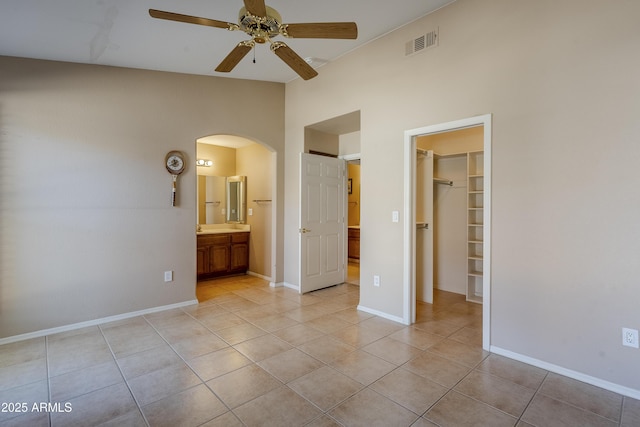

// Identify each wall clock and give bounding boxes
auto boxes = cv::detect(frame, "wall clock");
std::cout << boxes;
[165,150,185,206]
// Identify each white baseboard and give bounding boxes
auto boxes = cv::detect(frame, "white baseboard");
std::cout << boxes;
[247,271,273,282]
[270,281,284,288]
[283,282,299,292]
[490,346,640,400]
[357,305,407,325]
[0,299,198,346]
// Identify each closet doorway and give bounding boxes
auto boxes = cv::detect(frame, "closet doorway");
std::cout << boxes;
[346,157,360,286]
[403,115,491,350]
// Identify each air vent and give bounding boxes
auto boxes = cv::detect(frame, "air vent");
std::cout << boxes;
[405,28,439,56]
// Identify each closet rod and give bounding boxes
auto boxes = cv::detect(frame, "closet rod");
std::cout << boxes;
[434,177,453,186]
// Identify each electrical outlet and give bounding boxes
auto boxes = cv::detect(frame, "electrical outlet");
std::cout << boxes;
[164,271,173,282]
[248,208,253,216]
[622,328,639,348]
[373,275,380,287]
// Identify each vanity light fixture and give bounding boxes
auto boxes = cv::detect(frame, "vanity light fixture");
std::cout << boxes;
[196,159,213,167]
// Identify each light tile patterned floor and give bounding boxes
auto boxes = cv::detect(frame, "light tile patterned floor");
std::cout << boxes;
[1,275,639,426]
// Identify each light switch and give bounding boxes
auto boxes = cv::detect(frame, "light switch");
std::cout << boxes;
[248,208,253,216]
[392,211,399,223]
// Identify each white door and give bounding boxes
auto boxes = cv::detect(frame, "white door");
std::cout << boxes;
[416,150,434,303]
[299,153,346,293]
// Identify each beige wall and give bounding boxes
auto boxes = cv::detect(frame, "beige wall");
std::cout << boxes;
[236,144,273,278]
[304,128,339,155]
[284,0,640,393]
[196,144,236,177]
[339,131,361,157]
[417,126,483,155]
[0,56,284,339]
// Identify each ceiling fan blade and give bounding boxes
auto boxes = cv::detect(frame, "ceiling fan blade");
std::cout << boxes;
[149,9,233,30]
[271,42,318,80]
[243,0,267,17]
[283,22,358,39]
[215,42,253,72]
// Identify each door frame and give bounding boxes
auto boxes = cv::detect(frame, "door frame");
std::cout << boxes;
[403,114,492,351]
[339,152,361,286]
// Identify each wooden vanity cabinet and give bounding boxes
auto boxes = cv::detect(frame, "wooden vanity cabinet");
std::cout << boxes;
[348,228,360,260]
[230,233,249,272]
[197,232,249,279]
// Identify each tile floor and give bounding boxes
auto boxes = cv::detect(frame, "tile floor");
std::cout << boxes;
[1,275,639,426]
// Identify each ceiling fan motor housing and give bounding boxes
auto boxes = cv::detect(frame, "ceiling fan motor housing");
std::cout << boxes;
[238,6,282,43]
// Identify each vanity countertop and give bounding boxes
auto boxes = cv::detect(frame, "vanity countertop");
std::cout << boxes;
[197,224,250,235]
[348,225,360,229]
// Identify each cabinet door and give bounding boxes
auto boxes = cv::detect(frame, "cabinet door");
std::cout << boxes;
[348,238,360,259]
[197,246,209,275]
[230,243,249,271]
[209,245,230,273]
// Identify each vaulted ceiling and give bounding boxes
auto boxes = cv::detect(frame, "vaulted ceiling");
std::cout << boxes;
[0,0,454,83]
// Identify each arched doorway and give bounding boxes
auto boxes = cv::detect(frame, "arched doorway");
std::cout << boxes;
[196,134,277,284]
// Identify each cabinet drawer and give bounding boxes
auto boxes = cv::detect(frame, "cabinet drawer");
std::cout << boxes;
[197,234,230,247]
[348,228,360,238]
[231,232,249,243]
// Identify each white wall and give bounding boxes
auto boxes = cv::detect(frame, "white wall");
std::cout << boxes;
[284,0,640,393]
[0,56,284,339]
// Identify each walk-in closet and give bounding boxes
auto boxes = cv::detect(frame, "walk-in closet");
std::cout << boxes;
[416,126,484,303]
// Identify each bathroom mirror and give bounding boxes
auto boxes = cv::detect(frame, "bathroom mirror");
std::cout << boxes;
[197,175,226,225]
[226,176,247,224]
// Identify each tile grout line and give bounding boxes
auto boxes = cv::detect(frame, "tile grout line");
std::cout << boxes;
[514,370,549,426]
[97,323,151,427]
[140,312,236,421]
[45,335,52,427]
[418,350,495,425]
[531,373,625,426]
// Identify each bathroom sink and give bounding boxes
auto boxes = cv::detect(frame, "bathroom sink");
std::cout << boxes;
[197,224,250,234]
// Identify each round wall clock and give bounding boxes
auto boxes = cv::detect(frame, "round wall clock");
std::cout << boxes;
[165,150,185,206]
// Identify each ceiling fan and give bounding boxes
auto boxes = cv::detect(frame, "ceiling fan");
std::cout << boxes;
[149,0,358,80]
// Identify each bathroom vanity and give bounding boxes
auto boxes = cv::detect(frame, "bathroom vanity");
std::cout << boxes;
[197,225,250,279]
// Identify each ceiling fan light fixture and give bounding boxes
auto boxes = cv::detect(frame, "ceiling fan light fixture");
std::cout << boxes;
[238,6,282,43]
[149,0,357,80]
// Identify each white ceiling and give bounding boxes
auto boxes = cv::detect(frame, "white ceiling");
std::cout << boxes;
[0,0,453,83]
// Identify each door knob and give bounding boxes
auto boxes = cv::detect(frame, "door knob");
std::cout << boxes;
[299,228,312,233]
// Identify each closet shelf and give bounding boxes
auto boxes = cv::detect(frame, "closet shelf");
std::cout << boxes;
[467,150,484,305]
